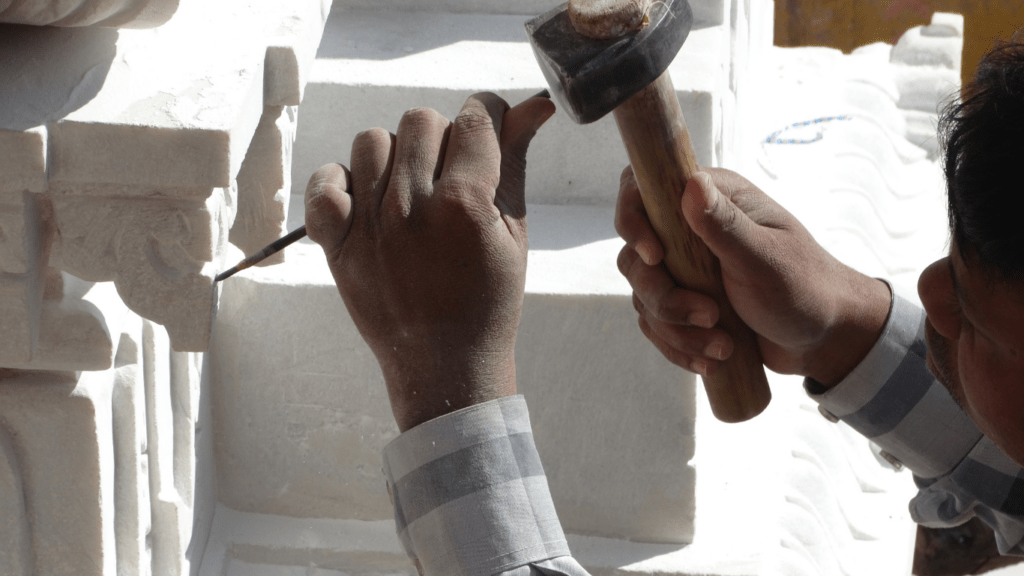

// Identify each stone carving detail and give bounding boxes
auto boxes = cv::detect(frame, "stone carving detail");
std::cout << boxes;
[0,0,331,358]
[0,0,179,29]
[230,105,297,266]
[50,189,234,352]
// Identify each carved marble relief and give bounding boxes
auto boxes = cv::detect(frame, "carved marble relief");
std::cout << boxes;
[0,0,331,358]
[230,105,297,267]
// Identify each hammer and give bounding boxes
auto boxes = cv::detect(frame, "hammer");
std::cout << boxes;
[525,0,771,422]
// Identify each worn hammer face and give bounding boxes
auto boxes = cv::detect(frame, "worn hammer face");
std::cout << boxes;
[525,0,693,124]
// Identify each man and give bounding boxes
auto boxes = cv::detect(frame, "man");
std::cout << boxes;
[303,36,1024,575]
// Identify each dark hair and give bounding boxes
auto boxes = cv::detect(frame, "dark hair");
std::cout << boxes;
[940,32,1024,283]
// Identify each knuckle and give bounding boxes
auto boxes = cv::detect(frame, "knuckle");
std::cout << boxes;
[632,292,643,313]
[400,107,445,131]
[352,128,394,161]
[453,109,497,136]
[616,246,633,275]
[306,165,345,195]
[354,127,390,145]
[657,339,690,369]
[613,207,626,236]
[717,202,739,234]
[613,206,633,238]
[652,298,677,323]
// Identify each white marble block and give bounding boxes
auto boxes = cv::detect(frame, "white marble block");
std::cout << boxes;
[212,265,401,522]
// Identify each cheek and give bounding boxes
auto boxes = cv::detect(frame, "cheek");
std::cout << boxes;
[959,338,1024,455]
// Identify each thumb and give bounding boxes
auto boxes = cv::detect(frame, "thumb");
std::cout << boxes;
[681,171,757,264]
[496,95,556,218]
[305,163,354,258]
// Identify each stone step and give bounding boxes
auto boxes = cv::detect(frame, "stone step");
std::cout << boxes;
[291,7,736,206]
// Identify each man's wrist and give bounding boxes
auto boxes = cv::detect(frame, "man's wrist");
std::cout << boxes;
[384,358,518,432]
[804,272,892,388]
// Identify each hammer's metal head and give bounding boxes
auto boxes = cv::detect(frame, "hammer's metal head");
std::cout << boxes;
[525,0,693,124]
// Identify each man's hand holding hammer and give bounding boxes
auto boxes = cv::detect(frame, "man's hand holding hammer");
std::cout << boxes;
[615,167,892,389]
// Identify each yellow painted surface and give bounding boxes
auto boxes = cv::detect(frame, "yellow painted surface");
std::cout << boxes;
[774,0,1024,87]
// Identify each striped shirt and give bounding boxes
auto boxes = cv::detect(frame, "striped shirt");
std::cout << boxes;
[381,287,1024,575]
[810,286,1024,555]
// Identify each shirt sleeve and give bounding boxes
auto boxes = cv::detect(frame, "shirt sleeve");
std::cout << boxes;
[805,283,1024,555]
[381,395,592,576]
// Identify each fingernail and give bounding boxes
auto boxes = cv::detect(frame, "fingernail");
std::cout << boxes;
[691,360,708,378]
[637,245,654,266]
[689,312,713,328]
[705,343,724,361]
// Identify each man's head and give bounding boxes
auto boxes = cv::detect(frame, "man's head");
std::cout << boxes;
[919,32,1024,465]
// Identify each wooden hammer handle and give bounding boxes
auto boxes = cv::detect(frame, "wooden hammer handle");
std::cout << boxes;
[613,71,771,423]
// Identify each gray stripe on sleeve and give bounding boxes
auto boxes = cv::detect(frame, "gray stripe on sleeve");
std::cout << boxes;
[841,341,933,438]
[393,431,546,531]
[953,458,1022,515]
[873,381,981,478]
[959,438,1024,517]
[383,396,534,484]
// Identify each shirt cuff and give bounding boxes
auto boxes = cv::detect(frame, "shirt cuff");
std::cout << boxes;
[381,395,571,576]
[804,282,982,479]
